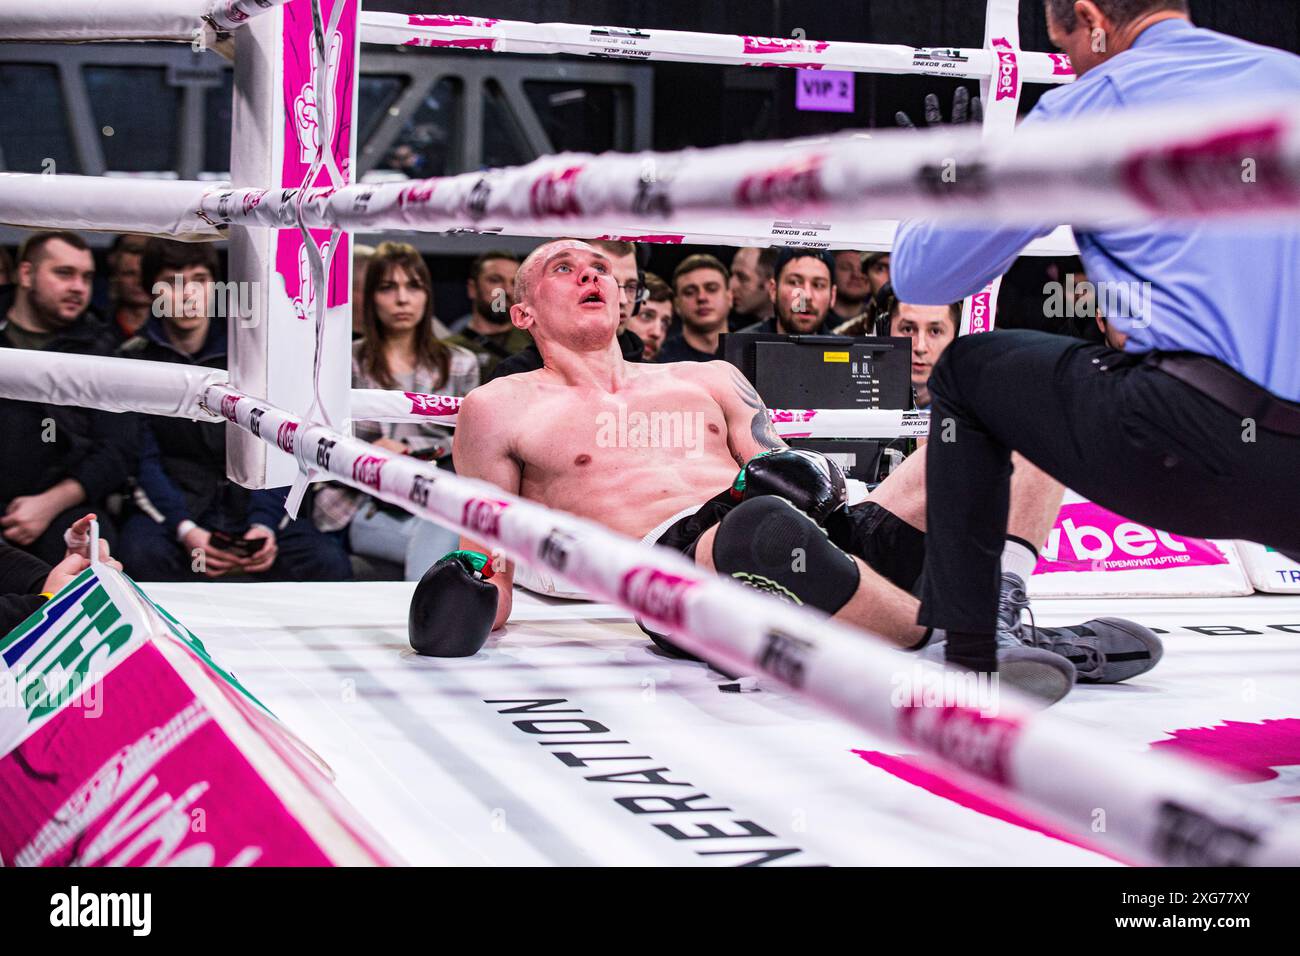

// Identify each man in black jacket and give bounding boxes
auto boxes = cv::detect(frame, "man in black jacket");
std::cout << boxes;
[116,240,351,582]
[0,232,133,565]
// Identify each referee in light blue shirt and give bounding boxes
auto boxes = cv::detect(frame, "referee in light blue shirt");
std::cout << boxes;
[892,1,1300,675]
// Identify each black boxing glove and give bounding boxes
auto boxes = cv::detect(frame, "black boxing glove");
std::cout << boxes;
[409,550,499,657]
[731,449,847,525]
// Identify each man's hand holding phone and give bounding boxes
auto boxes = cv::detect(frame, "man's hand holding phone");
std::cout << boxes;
[182,526,250,578]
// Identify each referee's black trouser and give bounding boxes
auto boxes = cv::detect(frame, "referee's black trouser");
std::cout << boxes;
[918,329,1300,636]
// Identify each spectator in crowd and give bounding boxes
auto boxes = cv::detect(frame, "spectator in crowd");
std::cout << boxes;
[740,247,838,336]
[352,243,376,339]
[0,246,13,286]
[117,239,350,582]
[863,252,891,296]
[727,247,776,330]
[314,242,479,580]
[354,243,448,339]
[443,249,531,378]
[830,250,872,328]
[105,235,154,344]
[0,513,122,636]
[626,272,672,361]
[447,250,520,336]
[589,240,642,328]
[873,284,960,410]
[658,254,733,362]
[0,232,130,565]
[488,240,645,379]
[0,232,111,352]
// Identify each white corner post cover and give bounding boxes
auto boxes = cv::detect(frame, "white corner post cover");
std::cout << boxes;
[225,0,358,489]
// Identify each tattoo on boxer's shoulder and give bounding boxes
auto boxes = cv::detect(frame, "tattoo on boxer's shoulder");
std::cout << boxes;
[728,366,764,410]
[728,366,784,451]
[751,407,785,451]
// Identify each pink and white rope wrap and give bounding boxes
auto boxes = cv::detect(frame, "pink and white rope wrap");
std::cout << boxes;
[350,388,931,439]
[10,99,1292,240]
[196,98,1300,231]
[0,0,290,42]
[360,12,1074,86]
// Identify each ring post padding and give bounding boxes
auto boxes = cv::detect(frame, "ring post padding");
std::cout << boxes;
[225,0,358,489]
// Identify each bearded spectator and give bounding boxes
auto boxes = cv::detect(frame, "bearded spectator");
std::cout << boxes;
[741,248,837,336]
[0,232,129,564]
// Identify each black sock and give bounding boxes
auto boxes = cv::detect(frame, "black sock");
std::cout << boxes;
[945,631,997,673]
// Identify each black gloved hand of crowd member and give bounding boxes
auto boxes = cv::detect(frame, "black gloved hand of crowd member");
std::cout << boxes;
[409,550,499,657]
[895,87,983,130]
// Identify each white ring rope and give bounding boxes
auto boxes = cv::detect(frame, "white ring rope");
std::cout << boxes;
[2,346,1298,866]
[360,11,1076,86]
[348,387,931,438]
[0,0,291,43]
[0,350,928,440]
[2,96,1296,245]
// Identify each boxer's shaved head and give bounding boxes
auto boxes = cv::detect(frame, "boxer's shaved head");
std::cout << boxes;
[510,238,621,355]
[516,238,603,305]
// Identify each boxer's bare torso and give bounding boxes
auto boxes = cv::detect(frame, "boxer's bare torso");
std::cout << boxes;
[454,358,783,540]
[451,238,790,627]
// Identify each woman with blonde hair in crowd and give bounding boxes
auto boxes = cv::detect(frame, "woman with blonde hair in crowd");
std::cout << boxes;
[314,242,478,579]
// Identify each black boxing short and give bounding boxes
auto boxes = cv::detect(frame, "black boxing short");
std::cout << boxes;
[648,488,927,593]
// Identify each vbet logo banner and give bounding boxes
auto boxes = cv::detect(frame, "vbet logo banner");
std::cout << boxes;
[1029,496,1251,598]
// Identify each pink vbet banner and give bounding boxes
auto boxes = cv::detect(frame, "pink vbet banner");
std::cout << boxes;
[278,0,356,317]
[1035,501,1228,575]
[967,285,996,334]
[0,567,393,867]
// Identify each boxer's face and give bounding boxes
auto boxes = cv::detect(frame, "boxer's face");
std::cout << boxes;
[514,242,620,347]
